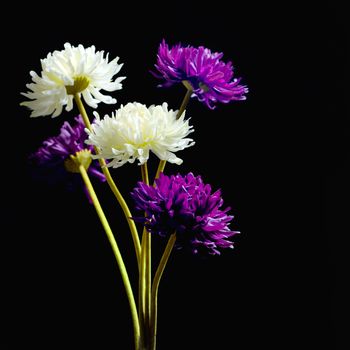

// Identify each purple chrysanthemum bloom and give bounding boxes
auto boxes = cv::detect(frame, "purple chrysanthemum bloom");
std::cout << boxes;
[152,40,248,109]
[30,115,105,199]
[131,172,239,255]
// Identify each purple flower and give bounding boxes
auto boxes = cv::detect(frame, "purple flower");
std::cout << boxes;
[152,40,248,109]
[30,115,105,198]
[131,172,239,255]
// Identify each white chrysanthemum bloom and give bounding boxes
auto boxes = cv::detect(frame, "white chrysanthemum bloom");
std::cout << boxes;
[21,43,126,118]
[86,102,195,168]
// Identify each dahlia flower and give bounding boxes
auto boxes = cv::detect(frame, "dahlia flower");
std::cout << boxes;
[131,172,238,255]
[30,115,105,195]
[152,40,248,109]
[21,43,125,118]
[85,102,194,168]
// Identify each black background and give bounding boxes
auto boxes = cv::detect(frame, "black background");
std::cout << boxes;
[3,2,347,349]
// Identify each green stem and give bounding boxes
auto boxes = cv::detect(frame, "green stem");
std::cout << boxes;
[140,163,151,347]
[154,160,166,181]
[141,163,149,186]
[150,233,176,350]
[78,163,139,350]
[154,85,192,180]
[177,82,193,119]
[73,93,141,267]
[138,233,146,349]
[73,93,93,130]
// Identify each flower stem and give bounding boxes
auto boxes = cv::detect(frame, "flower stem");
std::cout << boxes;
[150,233,177,350]
[154,85,192,180]
[140,163,151,347]
[73,93,141,267]
[141,163,149,186]
[177,81,193,119]
[154,160,166,181]
[139,232,146,348]
[78,163,139,350]
[73,93,93,130]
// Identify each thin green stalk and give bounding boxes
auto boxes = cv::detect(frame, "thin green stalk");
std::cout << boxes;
[140,163,151,347]
[154,160,166,181]
[150,233,177,350]
[73,93,93,131]
[138,234,146,349]
[73,93,141,267]
[177,82,193,120]
[154,85,192,180]
[78,163,139,350]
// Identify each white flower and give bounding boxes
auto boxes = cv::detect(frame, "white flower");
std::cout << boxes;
[86,102,195,168]
[21,43,126,118]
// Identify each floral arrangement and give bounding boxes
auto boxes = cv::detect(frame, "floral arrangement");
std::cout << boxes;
[21,41,247,349]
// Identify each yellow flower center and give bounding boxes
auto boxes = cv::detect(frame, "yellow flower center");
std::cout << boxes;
[64,149,92,173]
[66,76,90,95]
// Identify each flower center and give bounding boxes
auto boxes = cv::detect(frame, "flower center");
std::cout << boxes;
[64,149,92,173]
[66,76,90,95]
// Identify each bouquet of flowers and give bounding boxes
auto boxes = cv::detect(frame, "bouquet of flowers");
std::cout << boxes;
[21,41,247,349]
